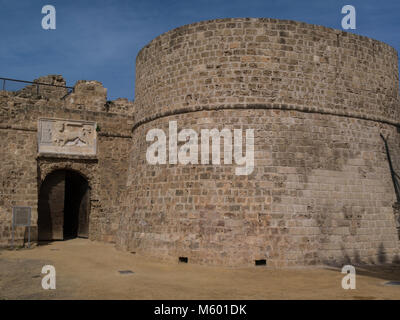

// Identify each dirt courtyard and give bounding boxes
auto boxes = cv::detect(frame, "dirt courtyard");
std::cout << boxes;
[0,239,399,300]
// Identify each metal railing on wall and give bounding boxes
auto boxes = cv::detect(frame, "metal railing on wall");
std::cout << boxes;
[0,77,74,99]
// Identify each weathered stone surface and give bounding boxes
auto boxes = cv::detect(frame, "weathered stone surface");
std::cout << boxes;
[117,18,400,267]
[0,77,133,247]
[38,118,97,156]
[1,18,400,267]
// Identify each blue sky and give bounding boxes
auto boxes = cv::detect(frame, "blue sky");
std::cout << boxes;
[0,0,399,100]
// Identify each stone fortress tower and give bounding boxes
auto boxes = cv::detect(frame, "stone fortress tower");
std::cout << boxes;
[1,18,400,267]
[117,18,400,267]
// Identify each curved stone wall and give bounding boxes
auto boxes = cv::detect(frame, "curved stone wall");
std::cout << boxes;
[134,18,399,127]
[117,18,400,267]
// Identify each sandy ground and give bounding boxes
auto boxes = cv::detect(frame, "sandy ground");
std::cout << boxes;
[0,238,399,300]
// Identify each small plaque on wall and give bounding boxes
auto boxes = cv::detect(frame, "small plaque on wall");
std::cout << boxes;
[12,206,31,226]
[38,118,97,156]
[12,206,32,248]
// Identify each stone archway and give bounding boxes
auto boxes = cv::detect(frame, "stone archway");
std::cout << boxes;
[38,169,90,241]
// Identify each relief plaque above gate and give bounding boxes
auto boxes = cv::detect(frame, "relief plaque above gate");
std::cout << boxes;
[38,118,97,156]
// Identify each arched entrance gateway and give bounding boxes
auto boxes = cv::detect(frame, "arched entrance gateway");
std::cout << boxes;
[38,170,90,241]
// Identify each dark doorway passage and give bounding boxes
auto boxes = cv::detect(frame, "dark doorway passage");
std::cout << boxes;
[63,171,90,239]
[38,170,90,241]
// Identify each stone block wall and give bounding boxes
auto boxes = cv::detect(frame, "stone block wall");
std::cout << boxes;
[1,18,400,268]
[134,18,399,127]
[118,109,400,267]
[0,76,134,246]
[393,203,400,241]
[117,18,400,267]
[15,75,68,100]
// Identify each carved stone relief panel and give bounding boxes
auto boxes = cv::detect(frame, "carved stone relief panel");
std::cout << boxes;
[38,118,97,155]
